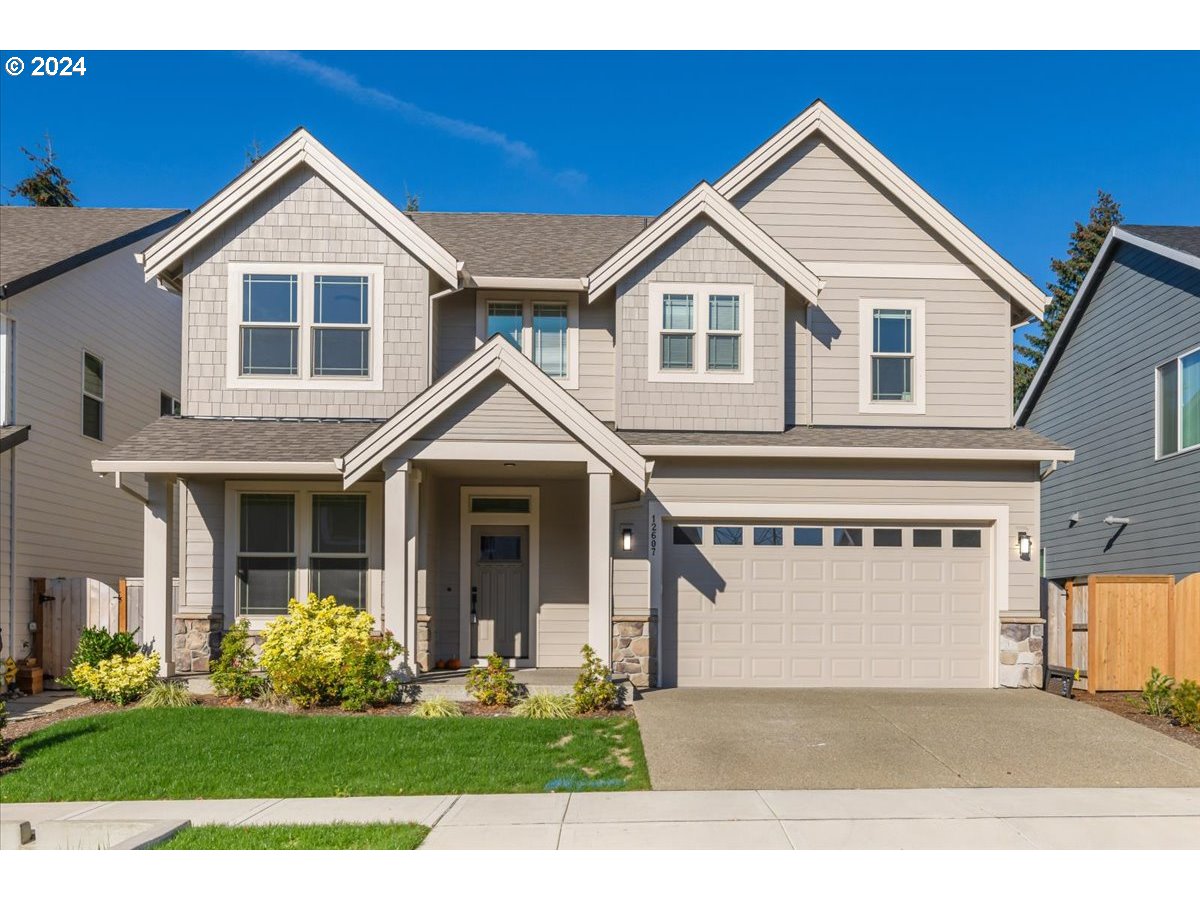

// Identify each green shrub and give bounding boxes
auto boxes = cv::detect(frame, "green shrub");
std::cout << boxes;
[210,619,265,699]
[138,680,197,709]
[1141,667,1176,717]
[572,644,617,713]
[259,594,403,710]
[63,626,139,695]
[0,699,7,731]
[69,652,160,705]
[1172,679,1200,730]
[465,653,517,707]
[411,697,463,718]
[513,691,575,719]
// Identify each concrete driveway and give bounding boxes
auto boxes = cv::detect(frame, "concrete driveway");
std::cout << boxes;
[634,688,1200,790]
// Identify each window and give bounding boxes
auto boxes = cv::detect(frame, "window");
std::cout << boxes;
[753,527,784,546]
[713,526,743,546]
[237,494,296,616]
[532,303,568,378]
[479,535,522,561]
[649,283,754,383]
[952,529,982,548]
[873,528,903,547]
[312,275,369,377]
[859,299,925,413]
[486,301,524,348]
[913,528,943,548]
[476,294,579,386]
[310,495,368,609]
[82,351,104,440]
[673,525,702,545]
[833,527,863,547]
[0,315,13,426]
[241,274,298,376]
[470,496,531,514]
[160,392,180,417]
[1157,347,1200,457]
[793,527,823,546]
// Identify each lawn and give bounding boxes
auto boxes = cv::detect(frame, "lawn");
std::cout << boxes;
[0,707,650,802]
[154,822,429,850]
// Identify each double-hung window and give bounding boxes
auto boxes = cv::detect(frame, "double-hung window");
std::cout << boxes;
[477,295,579,387]
[310,495,368,609]
[82,351,104,440]
[1157,346,1200,457]
[858,298,926,413]
[660,293,695,370]
[236,493,297,617]
[241,274,299,376]
[649,283,753,383]
[313,276,370,377]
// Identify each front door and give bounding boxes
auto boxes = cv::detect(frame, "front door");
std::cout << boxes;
[470,524,530,659]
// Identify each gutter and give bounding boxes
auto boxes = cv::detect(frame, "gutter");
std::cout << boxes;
[631,444,1075,463]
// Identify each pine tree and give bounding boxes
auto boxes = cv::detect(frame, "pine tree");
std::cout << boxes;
[1014,190,1122,406]
[8,134,78,207]
[244,138,265,171]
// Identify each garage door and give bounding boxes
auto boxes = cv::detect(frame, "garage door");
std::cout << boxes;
[662,522,992,688]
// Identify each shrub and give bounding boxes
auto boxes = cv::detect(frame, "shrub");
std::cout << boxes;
[255,682,293,710]
[138,680,197,709]
[465,653,517,707]
[513,691,575,719]
[258,594,403,710]
[69,652,160,705]
[63,626,139,695]
[210,618,265,699]
[0,699,7,731]
[411,697,463,718]
[1172,679,1200,730]
[1142,667,1176,717]
[572,644,617,713]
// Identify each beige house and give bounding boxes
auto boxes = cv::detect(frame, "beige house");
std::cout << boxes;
[95,102,1072,688]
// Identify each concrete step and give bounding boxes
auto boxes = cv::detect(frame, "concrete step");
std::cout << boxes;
[28,819,190,850]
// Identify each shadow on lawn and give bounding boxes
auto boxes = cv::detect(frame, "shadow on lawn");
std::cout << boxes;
[9,716,108,759]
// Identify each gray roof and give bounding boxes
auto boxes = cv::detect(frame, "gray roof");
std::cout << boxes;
[102,417,381,462]
[1122,225,1200,259]
[0,424,31,453]
[408,212,649,279]
[617,425,1069,452]
[0,206,187,298]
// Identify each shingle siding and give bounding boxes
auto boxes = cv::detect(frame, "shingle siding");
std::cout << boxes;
[1025,244,1200,579]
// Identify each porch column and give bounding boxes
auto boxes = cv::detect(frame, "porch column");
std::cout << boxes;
[382,460,410,668]
[405,468,422,671]
[143,474,174,676]
[587,461,613,665]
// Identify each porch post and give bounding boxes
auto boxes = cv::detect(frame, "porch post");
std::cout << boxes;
[587,461,613,665]
[143,474,174,676]
[382,459,410,668]
[405,468,422,671]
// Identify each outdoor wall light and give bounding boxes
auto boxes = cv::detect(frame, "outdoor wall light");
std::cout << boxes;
[1018,531,1032,561]
[1103,515,1131,526]
[620,525,634,551]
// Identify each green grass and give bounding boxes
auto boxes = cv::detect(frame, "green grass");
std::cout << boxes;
[154,822,429,850]
[0,707,649,802]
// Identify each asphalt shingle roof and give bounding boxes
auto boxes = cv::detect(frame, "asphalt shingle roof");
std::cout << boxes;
[1122,225,1200,259]
[102,417,381,462]
[617,425,1069,452]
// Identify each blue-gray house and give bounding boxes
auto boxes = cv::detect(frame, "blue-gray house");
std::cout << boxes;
[1016,225,1200,584]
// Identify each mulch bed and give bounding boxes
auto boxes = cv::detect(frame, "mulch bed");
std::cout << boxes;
[1072,690,1200,751]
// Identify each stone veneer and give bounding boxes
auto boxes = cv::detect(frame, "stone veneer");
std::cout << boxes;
[999,617,1044,688]
[415,614,432,673]
[612,614,657,689]
[173,613,223,675]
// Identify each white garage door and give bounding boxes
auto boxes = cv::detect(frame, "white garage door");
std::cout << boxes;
[662,522,992,688]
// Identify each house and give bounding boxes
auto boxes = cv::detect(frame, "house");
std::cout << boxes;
[1016,225,1200,586]
[0,206,187,665]
[93,101,1073,689]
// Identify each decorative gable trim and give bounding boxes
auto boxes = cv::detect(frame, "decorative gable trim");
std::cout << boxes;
[339,335,647,489]
[586,182,822,302]
[139,128,460,286]
[714,100,1048,320]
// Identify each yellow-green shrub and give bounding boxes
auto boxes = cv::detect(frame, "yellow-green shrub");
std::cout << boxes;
[258,594,403,710]
[69,652,160,706]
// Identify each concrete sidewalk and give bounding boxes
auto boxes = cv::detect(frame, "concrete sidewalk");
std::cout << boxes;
[5,788,1200,850]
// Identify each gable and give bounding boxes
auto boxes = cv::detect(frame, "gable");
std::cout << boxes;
[416,374,573,443]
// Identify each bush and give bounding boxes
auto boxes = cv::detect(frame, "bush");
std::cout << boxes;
[1172,679,1200,730]
[1142,667,1176,717]
[69,652,160,706]
[0,699,7,731]
[411,697,463,718]
[138,680,197,709]
[63,626,140,695]
[572,644,617,713]
[513,691,575,719]
[210,619,265,699]
[465,653,517,707]
[258,594,403,710]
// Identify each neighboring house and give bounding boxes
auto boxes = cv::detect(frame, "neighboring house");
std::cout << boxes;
[0,206,187,664]
[1016,225,1200,585]
[94,101,1072,689]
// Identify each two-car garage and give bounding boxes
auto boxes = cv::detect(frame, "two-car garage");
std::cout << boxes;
[660,520,994,688]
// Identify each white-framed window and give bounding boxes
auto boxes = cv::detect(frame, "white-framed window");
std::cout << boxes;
[858,297,926,414]
[0,314,13,426]
[648,282,754,384]
[1156,345,1200,458]
[225,262,384,391]
[160,392,181,417]
[82,350,104,440]
[474,292,579,388]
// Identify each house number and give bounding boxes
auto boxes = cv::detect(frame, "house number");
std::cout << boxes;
[649,514,658,558]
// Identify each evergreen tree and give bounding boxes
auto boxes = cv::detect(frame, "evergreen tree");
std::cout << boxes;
[1014,190,1122,406]
[8,134,78,207]
[244,138,265,171]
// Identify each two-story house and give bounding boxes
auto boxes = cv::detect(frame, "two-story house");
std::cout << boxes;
[94,101,1072,688]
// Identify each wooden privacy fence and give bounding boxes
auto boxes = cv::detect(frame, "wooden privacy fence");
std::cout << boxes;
[1046,572,1200,692]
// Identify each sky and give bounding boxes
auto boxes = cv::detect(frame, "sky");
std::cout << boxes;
[2,51,1197,346]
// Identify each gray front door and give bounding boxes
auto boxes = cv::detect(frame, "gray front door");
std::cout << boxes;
[471,524,529,659]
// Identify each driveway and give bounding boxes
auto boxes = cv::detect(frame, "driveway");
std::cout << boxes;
[633,688,1200,790]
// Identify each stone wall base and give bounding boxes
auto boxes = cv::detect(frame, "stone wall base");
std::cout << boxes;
[612,614,657,689]
[173,614,223,675]
[416,614,432,673]
[999,617,1044,688]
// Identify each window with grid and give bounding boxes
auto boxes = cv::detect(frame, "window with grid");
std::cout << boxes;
[82,351,104,440]
[871,308,913,401]
[706,293,741,371]
[486,301,524,349]
[532,302,568,378]
[660,293,695,370]
[240,274,299,376]
[312,275,370,377]
[310,495,368,609]
[1157,347,1200,457]
[236,494,296,616]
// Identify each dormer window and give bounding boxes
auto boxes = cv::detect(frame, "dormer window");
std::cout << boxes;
[476,293,579,388]
[648,283,754,384]
[858,298,926,414]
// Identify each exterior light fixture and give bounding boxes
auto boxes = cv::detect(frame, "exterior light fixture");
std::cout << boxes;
[1103,515,1131,526]
[620,525,634,551]
[1018,531,1032,561]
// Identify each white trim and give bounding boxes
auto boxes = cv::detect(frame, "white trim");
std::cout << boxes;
[474,290,580,390]
[647,282,755,384]
[469,276,587,292]
[807,261,977,280]
[459,485,540,667]
[631,444,1075,462]
[587,182,821,302]
[857,298,927,415]
[225,262,385,391]
[1116,228,1200,272]
[712,101,1046,319]
[406,440,599,464]
[93,460,342,475]
[0,314,13,427]
[1154,344,1200,460]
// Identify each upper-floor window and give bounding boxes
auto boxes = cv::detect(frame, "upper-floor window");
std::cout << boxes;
[648,283,754,384]
[476,294,579,388]
[160,392,181,416]
[226,263,384,391]
[82,351,104,440]
[1156,346,1200,458]
[0,315,13,426]
[858,298,926,414]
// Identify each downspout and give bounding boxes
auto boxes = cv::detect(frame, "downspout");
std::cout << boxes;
[7,446,14,658]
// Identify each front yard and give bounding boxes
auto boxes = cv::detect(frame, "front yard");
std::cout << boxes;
[154,822,430,850]
[0,706,650,802]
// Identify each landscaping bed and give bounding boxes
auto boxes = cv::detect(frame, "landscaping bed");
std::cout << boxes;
[153,822,429,850]
[1072,690,1200,751]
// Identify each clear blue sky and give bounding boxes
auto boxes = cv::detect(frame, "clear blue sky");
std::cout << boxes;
[2,51,1197,330]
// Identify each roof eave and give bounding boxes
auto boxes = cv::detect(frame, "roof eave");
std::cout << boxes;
[632,444,1074,462]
